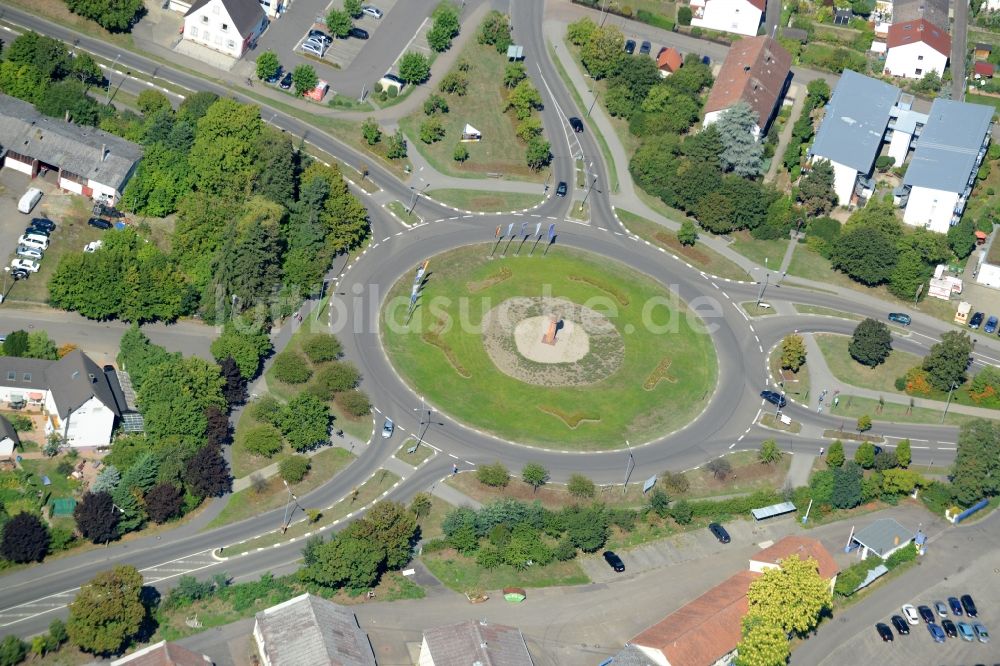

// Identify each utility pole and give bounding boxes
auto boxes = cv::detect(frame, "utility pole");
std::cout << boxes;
[0,266,9,304]
[623,440,634,495]
[587,90,600,117]
[105,54,121,104]
[756,271,770,307]
[280,480,302,533]
[941,382,958,423]
[582,175,598,207]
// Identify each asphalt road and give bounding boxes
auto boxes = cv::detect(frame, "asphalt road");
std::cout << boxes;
[952,0,968,101]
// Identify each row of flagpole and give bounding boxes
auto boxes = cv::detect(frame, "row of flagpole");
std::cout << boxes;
[491,221,556,258]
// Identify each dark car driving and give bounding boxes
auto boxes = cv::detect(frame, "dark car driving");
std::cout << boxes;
[888,312,911,326]
[569,116,584,133]
[891,615,910,635]
[555,181,568,197]
[708,522,730,543]
[875,623,893,642]
[760,390,786,408]
[603,550,625,572]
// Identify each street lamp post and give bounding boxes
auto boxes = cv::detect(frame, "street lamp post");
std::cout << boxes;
[623,440,634,495]
[582,175,598,207]
[941,382,958,423]
[280,480,301,533]
[587,90,600,117]
[413,396,438,450]
[0,266,9,304]
[105,54,121,104]
[409,183,429,215]
[756,271,770,307]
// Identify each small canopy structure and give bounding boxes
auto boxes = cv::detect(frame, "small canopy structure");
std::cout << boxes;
[506,44,524,60]
[461,124,482,142]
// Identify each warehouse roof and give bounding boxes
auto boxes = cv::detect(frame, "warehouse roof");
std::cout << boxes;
[904,99,993,193]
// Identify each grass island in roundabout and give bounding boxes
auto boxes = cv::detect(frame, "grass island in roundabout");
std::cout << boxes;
[381,245,718,450]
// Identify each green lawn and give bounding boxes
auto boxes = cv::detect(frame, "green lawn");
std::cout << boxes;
[426,189,544,212]
[394,439,434,466]
[729,231,788,270]
[422,550,588,593]
[615,209,751,282]
[793,304,863,321]
[399,42,543,182]
[769,345,811,401]
[386,201,420,226]
[681,450,791,499]
[815,333,922,394]
[742,302,776,317]
[18,458,82,501]
[381,245,718,449]
[416,497,453,541]
[826,394,981,427]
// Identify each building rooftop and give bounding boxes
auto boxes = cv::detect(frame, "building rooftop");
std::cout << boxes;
[254,594,375,666]
[750,536,840,579]
[46,350,121,419]
[704,36,792,128]
[0,94,141,191]
[184,0,265,36]
[422,620,533,666]
[853,518,915,557]
[892,0,950,31]
[903,99,993,193]
[110,640,211,666]
[810,70,901,173]
[656,47,682,73]
[887,18,951,57]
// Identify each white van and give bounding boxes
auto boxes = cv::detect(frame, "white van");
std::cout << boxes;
[17,188,43,214]
[18,234,48,250]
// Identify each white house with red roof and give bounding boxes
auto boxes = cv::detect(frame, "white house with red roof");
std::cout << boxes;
[884,18,950,79]
[689,0,764,37]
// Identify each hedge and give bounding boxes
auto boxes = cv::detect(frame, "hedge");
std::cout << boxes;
[688,490,783,519]
[636,9,675,31]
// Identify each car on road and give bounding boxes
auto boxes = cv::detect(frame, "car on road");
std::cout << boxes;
[760,390,786,408]
[556,181,568,197]
[16,246,42,260]
[29,218,55,232]
[875,623,893,642]
[624,39,636,54]
[970,311,985,329]
[382,418,393,438]
[301,41,327,57]
[87,217,112,230]
[948,596,963,615]
[974,622,989,643]
[11,258,39,273]
[708,522,730,543]
[887,312,911,325]
[957,621,975,641]
[942,618,957,638]
[603,550,625,572]
[927,623,946,643]
[891,615,910,635]
[902,604,920,625]
[934,601,948,617]
[569,116,584,133]
[986,316,998,334]
[279,72,293,89]
[362,5,383,18]
[961,594,978,617]
[349,27,369,39]
[265,66,283,84]
[308,29,332,45]
[10,268,28,281]
[639,40,651,55]
[918,605,935,624]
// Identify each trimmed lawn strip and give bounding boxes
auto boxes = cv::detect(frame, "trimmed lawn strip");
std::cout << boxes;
[426,189,544,212]
[226,469,400,555]
[759,412,802,433]
[681,450,791,499]
[206,448,355,529]
[394,439,434,466]
[794,304,863,320]
[742,302,776,316]
[446,472,654,510]
[826,395,980,427]
[416,497,453,542]
[386,201,420,226]
[615,208,751,282]
[422,550,588,594]
[815,333,922,394]
[729,231,788,270]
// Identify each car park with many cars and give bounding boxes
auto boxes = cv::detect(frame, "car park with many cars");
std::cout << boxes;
[876,593,988,652]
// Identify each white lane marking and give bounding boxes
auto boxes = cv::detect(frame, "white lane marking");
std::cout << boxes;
[729,443,736,449]
[448,453,458,459]
[912,446,930,449]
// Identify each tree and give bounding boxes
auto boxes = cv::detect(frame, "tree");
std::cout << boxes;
[243,424,283,458]
[888,250,929,301]
[715,102,764,177]
[922,330,974,391]
[255,50,280,80]
[0,636,27,666]
[677,219,698,246]
[526,137,552,171]
[292,64,318,96]
[219,358,248,407]
[854,441,876,468]
[670,499,693,524]
[568,474,595,498]
[780,334,806,372]
[273,352,312,384]
[758,440,783,465]
[947,215,977,259]
[64,0,144,31]
[516,117,543,141]
[185,445,231,497]
[506,80,542,120]
[26,331,59,360]
[361,500,418,568]
[324,9,353,38]
[826,440,845,468]
[849,318,892,367]
[736,615,790,666]
[832,226,898,285]
[302,334,342,362]
[798,159,837,215]
[399,52,431,84]
[707,458,732,480]
[453,143,469,162]
[67,566,146,655]
[386,131,408,159]
[428,3,460,52]
[951,419,1000,505]
[145,483,183,523]
[746,554,832,636]
[1,512,49,563]
[361,117,382,145]
[831,463,862,508]
[91,465,121,494]
[504,62,527,88]
[3,330,29,357]
[419,117,446,143]
[896,438,911,468]
[580,25,624,79]
[477,10,513,53]
[344,0,362,17]
[300,532,384,590]
[279,455,311,484]
[438,71,468,95]
[410,492,432,518]
[278,393,331,451]
[74,492,119,544]
[649,488,671,517]
[873,450,898,471]
[521,463,549,492]
[477,462,510,488]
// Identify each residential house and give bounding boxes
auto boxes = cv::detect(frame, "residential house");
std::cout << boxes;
[419,620,534,666]
[702,36,792,139]
[0,351,123,448]
[111,641,212,665]
[884,19,950,79]
[0,415,18,460]
[749,535,840,594]
[170,0,285,20]
[891,0,950,29]
[656,47,683,77]
[850,518,915,559]
[183,0,267,60]
[0,94,141,206]
[253,593,376,666]
[689,0,764,37]
[895,99,992,233]
[809,70,902,205]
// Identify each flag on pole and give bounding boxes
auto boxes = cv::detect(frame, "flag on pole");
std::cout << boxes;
[409,292,418,305]
[411,283,419,297]
[548,223,556,242]
[507,222,514,238]
[535,222,541,237]
[495,225,501,239]
[520,222,527,237]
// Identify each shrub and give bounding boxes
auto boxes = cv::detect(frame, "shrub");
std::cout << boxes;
[453,143,469,162]
[315,361,360,394]
[661,471,690,495]
[242,424,283,458]
[336,389,371,417]
[272,352,312,384]
[884,542,917,570]
[677,6,692,25]
[8,415,33,432]
[649,489,671,517]
[476,462,510,487]
[279,455,311,484]
[706,458,732,480]
[670,499,693,524]
[251,394,284,427]
[302,334,342,362]
[567,473,596,498]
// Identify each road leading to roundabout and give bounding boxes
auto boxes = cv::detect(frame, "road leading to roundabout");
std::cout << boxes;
[380,244,718,450]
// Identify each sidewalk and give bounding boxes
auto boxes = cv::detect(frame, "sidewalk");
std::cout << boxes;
[783,451,816,488]
[765,83,806,183]
[429,473,483,509]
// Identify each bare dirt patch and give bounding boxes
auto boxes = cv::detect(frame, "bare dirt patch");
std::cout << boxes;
[643,357,678,390]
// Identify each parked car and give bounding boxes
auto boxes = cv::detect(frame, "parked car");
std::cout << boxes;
[302,41,326,57]
[890,615,910,635]
[760,390,786,408]
[948,597,964,616]
[970,311,985,329]
[701,55,711,65]
[265,66,283,84]
[875,623,893,642]
[958,621,975,641]
[918,605,935,624]
[887,312,911,325]
[362,5,383,18]
[279,72,293,89]
[11,258,39,273]
[17,187,42,214]
[902,605,920,625]
[603,550,625,572]
[555,181,568,197]
[927,623,946,643]
[10,268,29,281]
[986,316,998,334]
[349,27,369,39]
[961,594,978,617]
[569,116,584,133]
[87,217,112,230]
[17,235,47,250]
[383,73,405,86]
[973,622,989,643]
[942,619,957,638]
[307,29,331,45]
[624,39,636,54]
[16,246,42,260]
[24,225,49,237]
[382,418,394,438]
[934,601,948,617]
[708,522,730,543]
[29,218,55,232]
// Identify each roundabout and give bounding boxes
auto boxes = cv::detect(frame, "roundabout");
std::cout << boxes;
[379,244,718,450]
